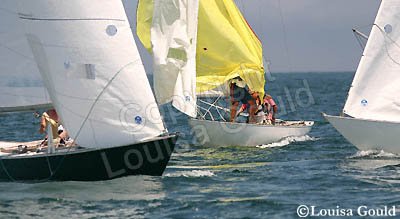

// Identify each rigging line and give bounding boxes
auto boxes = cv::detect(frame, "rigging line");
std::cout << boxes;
[39,138,76,182]
[352,24,372,52]
[353,23,375,31]
[0,156,18,182]
[71,61,138,146]
[343,24,400,114]
[258,0,268,72]
[45,155,53,176]
[353,29,367,52]
[352,29,369,41]
[277,0,292,72]
[264,56,276,82]
[376,25,400,66]
[37,62,146,126]
[1,50,145,182]
[0,43,36,61]
[10,58,85,182]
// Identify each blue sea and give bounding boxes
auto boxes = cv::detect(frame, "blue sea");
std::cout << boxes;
[1,72,400,218]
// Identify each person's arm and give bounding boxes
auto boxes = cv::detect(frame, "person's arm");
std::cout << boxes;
[39,116,46,134]
[270,98,278,119]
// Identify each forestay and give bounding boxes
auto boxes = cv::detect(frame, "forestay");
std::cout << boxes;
[0,0,50,112]
[16,0,165,148]
[343,0,400,122]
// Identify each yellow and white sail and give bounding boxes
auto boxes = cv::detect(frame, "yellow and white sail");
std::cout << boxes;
[138,0,199,117]
[137,0,265,117]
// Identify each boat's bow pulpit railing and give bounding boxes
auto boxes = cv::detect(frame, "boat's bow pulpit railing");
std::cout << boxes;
[196,95,230,122]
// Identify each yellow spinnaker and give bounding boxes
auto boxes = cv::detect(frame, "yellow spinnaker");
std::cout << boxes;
[137,0,265,97]
[136,0,153,53]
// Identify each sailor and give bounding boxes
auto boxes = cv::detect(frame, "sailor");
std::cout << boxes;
[263,94,278,124]
[39,109,68,146]
[229,77,257,123]
[254,94,266,123]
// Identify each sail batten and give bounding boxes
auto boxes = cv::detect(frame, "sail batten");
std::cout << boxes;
[16,0,165,148]
[344,0,400,122]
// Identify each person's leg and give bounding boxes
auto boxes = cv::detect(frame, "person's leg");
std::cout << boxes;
[248,99,257,123]
[230,101,239,122]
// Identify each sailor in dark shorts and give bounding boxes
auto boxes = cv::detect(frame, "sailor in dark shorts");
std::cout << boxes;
[229,77,257,123]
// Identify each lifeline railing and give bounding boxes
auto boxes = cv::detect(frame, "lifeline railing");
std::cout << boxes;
[196,95,229,122]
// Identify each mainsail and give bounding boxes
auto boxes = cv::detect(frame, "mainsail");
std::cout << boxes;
[0,0,51,112]
[16,0,165,148]
[343,0,400,122]
[137,0,265,116]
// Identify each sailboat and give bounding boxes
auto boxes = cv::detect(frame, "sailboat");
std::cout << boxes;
[0,0,176,181]
[136,0,314,147]
[323,0,400,154]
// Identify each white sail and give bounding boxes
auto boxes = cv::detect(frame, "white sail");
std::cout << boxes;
[150,0,199,117]
[0,0,50,112]
[16,0,165,148]
[343,0,400,122]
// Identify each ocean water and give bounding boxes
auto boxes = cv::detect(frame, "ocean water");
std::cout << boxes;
[1,72,400,218]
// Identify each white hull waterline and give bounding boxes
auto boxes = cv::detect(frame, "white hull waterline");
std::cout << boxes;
[188,119,314,147]
[323,113,400,154]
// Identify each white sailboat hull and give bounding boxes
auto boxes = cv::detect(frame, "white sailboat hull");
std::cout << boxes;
[323,113,400,154]
[188,119,314,147]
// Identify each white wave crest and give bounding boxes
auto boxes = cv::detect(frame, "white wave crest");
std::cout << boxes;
[349,150,400,159]
[164,170,215,178]
[256,135,317,149]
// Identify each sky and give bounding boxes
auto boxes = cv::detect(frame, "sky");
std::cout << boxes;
[1,0,382,74]
[125,0,381,73]
[234,0,381,73]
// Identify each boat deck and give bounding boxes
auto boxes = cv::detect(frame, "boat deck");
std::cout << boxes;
[0,139,77,157]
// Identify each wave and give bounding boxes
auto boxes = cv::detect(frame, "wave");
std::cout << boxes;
[349,150,400,159]
[256,135,317,149]
[164,170,215,178]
